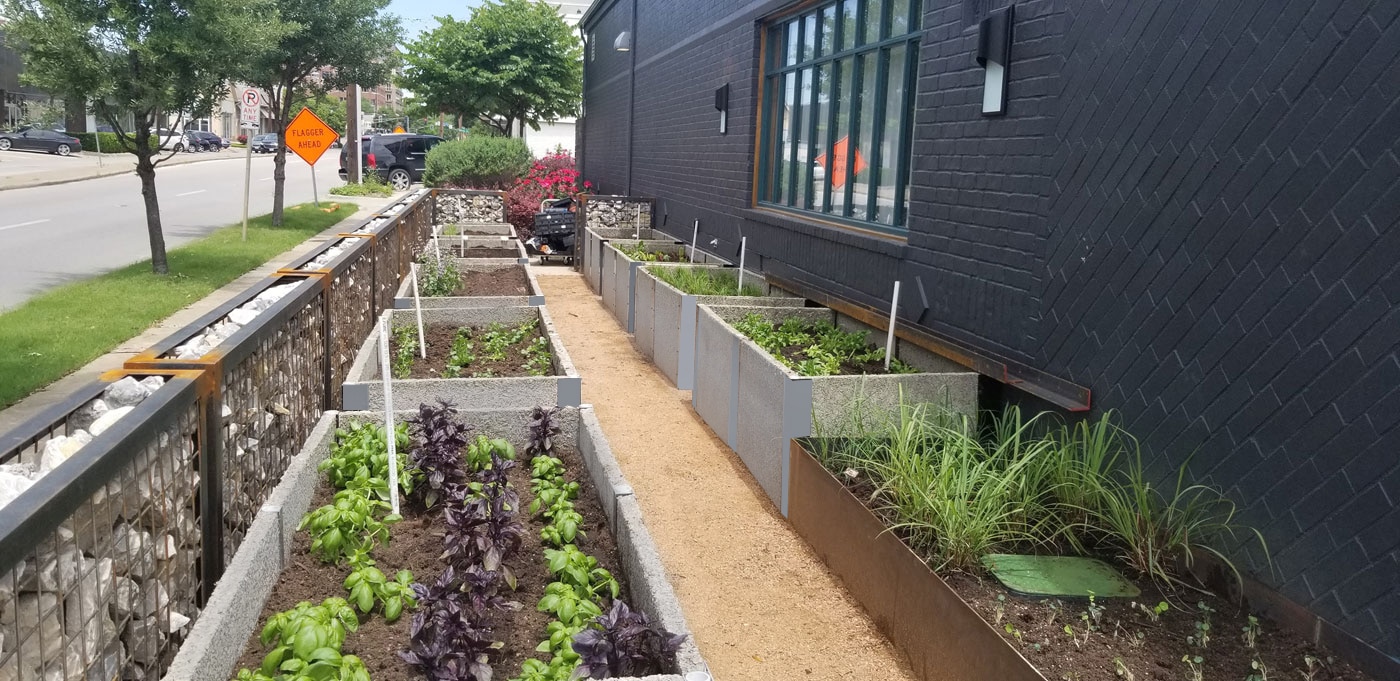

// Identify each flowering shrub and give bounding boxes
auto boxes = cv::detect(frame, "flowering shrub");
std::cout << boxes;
[237,134,248,145]
[506,151,593,240]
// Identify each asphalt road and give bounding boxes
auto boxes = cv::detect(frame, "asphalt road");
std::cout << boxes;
[0,152,346,311]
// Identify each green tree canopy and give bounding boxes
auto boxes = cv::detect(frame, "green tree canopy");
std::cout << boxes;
[239,0,401,224]
[295,93,348,135]
[3,0,281,273]
[402,0,582,137]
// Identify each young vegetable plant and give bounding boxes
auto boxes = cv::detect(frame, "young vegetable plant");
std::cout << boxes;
[407,400,473,508]
[537,582,603,628]
[246,598,362,679]
[344,558,416,623]
[545,545,620,602]
[299,489,398,564]
[391,325,417,378]
[321,421,414,500]
[571,599,686,679]
[466,434,517,472]
[401,567,509,681]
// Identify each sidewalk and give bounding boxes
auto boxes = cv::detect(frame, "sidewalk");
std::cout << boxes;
[0,200,382,434]
[0,147,247,191]
[534,269,918,681]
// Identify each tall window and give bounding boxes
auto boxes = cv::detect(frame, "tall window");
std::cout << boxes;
[758,0,921,235]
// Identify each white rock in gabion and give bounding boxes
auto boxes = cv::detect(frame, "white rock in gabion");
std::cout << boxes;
[0,593,64,666]
[62,556,113,635]
[102,377,149,409]
[88,407,134,437]
[122,616,163,666]
[26,544,80,594]
[138,376,165,393]
[0,470,35,513]
[69,399,109,432]
[227,308,258,326]
[38,430,91,476]
[112,578,140,621]
[110,524,153,580]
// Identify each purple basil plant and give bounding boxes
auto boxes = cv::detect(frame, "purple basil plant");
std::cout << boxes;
[571,600,686,679]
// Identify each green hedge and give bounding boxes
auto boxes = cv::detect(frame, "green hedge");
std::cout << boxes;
[71,132,161,153]
[423,136,531,189]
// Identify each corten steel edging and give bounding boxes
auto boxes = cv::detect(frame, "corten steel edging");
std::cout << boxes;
[282,231,372,276]
[787,441,1048,681]
[764,272,1093,412]
[0,372,208,576]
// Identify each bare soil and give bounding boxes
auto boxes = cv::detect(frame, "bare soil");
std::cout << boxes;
[391,322,553,379]
[445,246,521,259]
[536,272,918,681]
[233,445,624,681]
[445,267,532,297]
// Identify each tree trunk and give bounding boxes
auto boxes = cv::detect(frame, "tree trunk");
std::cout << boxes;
[133,128,168,274]
[272,136,287,226]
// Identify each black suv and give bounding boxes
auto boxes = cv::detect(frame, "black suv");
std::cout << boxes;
[338,133,443,191]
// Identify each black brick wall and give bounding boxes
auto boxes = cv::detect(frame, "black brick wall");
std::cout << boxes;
[583,0,1400,660]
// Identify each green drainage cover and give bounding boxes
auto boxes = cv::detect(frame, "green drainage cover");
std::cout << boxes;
[980,554,1140,598]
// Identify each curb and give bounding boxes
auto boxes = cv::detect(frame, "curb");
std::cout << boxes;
[0,151,249,192]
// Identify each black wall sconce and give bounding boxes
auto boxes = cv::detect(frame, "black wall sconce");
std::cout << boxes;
[715,84,729,134]
[976,4,1014,116]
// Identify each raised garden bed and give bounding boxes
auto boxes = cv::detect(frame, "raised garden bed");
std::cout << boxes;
[786,428,1378,681]
[632,265,803,390]
[597,240,688,333]
[394,261,543,309]
[166,406,707,681]
[429,236,529,263]
[342,307,580,411]
[581,227,731,298]
[389,320,554,379]
[691,304,977,513]
[440,223,516,237]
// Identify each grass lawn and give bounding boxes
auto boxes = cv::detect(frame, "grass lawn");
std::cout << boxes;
[0,202,357,410]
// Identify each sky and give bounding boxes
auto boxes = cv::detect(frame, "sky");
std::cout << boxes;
[389,0,484,38]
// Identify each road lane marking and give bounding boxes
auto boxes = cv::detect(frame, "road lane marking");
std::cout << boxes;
[176,189,207,197]
[260,176,273,181]
[0,219,51,232]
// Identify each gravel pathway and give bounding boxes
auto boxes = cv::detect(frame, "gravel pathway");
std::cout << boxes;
[536,270,917,681]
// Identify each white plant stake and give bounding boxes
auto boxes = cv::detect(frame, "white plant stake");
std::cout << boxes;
[432,234,442,261]
[690,220,700,263]
[885,281,901,371]
[410,263,427,359]
[737,236,748,292]
[378,316,401,515]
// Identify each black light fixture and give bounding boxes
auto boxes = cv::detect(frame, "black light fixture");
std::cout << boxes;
[976,4,1014,116]
[614,31,632,52]
[714,84,729,134]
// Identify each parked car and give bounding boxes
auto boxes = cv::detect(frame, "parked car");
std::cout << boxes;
[250,133,280,153]
[186,131,226,151]
[155,129,184,151]
[338,133,444,191]
[0,127,83,156]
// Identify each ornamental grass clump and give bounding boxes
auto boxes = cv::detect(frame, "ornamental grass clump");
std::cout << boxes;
[814,401,1265,592]
[649,266,763,296]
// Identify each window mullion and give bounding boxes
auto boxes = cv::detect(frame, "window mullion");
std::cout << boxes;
[866,47,891,222]
[822,60,842,212]
[787,69,803,206]
[893,38,917,228]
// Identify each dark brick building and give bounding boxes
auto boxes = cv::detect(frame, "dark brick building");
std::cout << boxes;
[580,0,1400,671]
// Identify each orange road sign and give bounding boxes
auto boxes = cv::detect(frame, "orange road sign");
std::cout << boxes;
[814,136,867,189]
[285,107,340,165]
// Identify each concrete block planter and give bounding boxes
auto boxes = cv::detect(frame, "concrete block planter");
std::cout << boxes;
[596,240,700,332]
[440,222,516,237]
[341,306,581,410]
[632,264,804,390]
[162,406,708,681]
[786,441,1044,681]
[692,304,977,514]
[393,260,545,309]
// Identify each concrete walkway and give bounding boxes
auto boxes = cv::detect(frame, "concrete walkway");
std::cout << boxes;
[533,267,918,681]
[0,199,384,434]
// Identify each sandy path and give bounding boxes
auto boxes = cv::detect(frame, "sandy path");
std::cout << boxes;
[536,269,916,681]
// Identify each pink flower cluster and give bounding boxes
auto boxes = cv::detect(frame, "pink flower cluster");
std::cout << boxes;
[506,151,593,239]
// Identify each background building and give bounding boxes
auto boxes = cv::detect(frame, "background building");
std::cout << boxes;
[580,0,1400,672]
[0,22,61,130]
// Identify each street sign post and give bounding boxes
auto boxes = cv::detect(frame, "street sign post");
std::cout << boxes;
[239,88,262,242]
[286,107,340,207]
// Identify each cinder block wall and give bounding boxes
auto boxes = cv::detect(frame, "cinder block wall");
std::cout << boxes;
[582,0,1400,660]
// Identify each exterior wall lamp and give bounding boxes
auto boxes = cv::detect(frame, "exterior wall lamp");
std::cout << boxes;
[614,31,632,52]
[976,4,1014,116]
